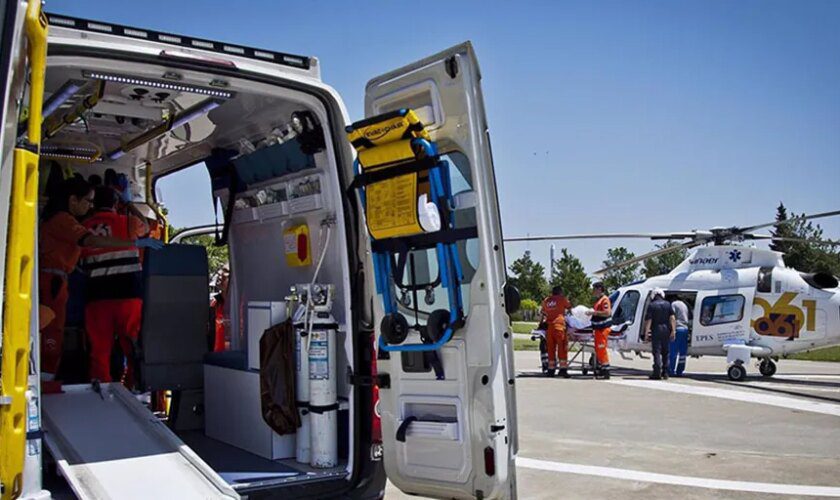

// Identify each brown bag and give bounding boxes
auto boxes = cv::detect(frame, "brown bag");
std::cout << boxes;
[260,320,301,435]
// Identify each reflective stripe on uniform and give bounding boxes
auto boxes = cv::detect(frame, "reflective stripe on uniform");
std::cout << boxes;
[89,263,142,277]
[81,249,139,265]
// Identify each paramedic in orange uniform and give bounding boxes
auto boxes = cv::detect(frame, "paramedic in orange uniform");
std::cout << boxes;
[541,286,572,378]
[38,177,162,380]
[587,281,612,379]
[81,186,150,385]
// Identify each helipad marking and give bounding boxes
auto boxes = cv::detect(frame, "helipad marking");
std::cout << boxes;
[609,379,840,417]
[516,457,840,496]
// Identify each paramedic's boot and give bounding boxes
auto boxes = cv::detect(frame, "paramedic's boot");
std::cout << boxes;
[547,368,556,378]
[600,366,611,380]
[559,368,570,379]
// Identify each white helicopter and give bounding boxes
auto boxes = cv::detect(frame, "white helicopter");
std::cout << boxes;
[505,210,840,381]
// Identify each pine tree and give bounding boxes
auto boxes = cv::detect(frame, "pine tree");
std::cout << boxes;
[549,249,592,306]
[769,202,795,255]
[508,250,549,302]
[602,247,641,291]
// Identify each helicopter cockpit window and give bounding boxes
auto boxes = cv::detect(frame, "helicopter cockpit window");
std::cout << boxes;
[613,290,640,325]
[757,267,773,293]
[699,294,745,326]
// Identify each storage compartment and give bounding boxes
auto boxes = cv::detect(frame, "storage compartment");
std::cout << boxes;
[204,363,295,460]
[246,301,287,370]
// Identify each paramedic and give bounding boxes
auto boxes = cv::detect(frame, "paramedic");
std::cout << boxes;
[38,177,162,380]
[541,286,572,378]
[81,186,151,384]
[644,288,675,380]
[586,281,612,378]
[669,297,690,377]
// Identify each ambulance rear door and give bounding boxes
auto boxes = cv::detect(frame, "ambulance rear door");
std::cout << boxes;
[361,42,517,499]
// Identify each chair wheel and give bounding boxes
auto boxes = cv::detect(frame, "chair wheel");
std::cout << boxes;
[380,313,409,345]
[422,309,450,344]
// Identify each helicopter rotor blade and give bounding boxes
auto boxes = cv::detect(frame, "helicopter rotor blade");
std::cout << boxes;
[737,209,840,235]
[593,240,704,277]
[503,233,685,243]
[745,234,840,246]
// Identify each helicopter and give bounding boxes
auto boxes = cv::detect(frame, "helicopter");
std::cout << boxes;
[505,210,840,381]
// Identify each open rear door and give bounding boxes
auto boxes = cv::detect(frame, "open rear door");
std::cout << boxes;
[363,42,517,499]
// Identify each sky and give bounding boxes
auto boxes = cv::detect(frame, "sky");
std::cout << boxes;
[50,0,840,274]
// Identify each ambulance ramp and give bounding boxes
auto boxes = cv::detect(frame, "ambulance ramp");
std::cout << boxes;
[42,383,239,500]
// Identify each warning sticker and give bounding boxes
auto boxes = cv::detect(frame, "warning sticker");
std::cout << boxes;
[366,173,421,240]
[309,338,329,380]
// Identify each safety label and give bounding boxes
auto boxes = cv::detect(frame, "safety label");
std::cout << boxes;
[367,173,420,239]
[309,336,329,380]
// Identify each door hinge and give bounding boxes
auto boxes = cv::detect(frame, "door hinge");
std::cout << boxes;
[347,368,390,389]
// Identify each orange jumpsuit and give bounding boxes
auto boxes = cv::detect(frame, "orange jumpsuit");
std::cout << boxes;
[593,295,612,367]
[81,210,145,384]
[38,212,92,376]
[541,294,572,370]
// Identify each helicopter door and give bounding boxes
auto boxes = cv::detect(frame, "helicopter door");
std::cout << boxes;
[361,42,517,499]
[692,288,753,348]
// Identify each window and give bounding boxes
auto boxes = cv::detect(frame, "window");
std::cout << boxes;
[613,291,640,325]
[394,152,478,318]
[757,267,773,293]
[699,295,745,326]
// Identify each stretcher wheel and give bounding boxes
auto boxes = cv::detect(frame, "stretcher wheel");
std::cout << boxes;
[423,309,450,344]
[381,313,409,345]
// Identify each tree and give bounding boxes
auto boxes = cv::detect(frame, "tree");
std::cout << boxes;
[770,204,840,275]
[642,240,688,278]
[508,250,549,302]
[602,247,641,291]
[170,226,229,277]
[549,248,592,306]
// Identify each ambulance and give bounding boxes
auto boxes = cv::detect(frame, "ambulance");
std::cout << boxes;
[0,2,519,499]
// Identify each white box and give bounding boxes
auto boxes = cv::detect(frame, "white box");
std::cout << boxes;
[204,364,295,459]
[247,301,287,370]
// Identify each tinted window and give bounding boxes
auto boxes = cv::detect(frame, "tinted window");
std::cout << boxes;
[613,291,641,325]
[699,295,745,326]
[757,267,773,293]
[396,152,477,317]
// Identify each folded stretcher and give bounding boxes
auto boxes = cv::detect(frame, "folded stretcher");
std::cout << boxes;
[346,109,470,355]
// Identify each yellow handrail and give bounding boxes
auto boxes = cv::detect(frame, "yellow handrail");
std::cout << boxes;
[0,2,47,499]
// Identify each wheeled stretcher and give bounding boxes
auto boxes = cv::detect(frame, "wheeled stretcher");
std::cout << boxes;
[346,109,471,357]
[530,322,627,377]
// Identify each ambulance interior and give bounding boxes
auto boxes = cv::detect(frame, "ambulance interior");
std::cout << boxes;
[36,57,361,494]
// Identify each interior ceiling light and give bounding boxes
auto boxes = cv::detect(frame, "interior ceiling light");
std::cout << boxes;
[41,145,101,162]
[82,70,234,99]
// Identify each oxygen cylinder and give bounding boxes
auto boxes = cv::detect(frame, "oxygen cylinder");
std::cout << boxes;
[293,305,311,464]
[308,314,338,468]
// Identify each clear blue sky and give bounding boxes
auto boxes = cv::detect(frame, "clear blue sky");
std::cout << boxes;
[50,0,840,274]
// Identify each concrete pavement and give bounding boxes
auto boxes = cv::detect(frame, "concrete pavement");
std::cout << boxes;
[386,351,840,499]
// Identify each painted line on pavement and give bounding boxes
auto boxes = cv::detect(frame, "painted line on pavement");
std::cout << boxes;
[517,457,840,497]
[609,379,840,417]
